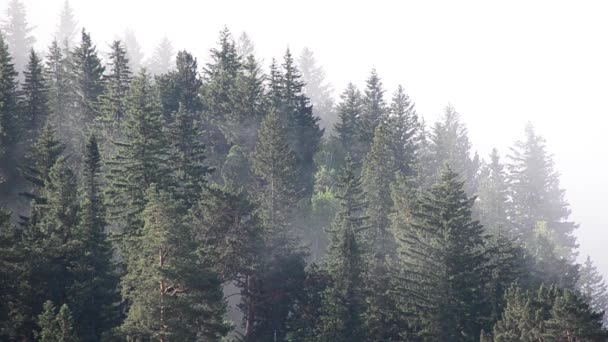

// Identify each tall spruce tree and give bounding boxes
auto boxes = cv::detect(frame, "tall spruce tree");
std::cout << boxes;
[359,69,386,158]
[395,165,487,340]
[157,50,202,121]
[0,33,20,196]
[320,156,368,342]
[123,29,143,72]
[70,28,105,124]
[21,50,49,136]
[577,256,608,326]
[298,47,335,133]
[106,70,167,241]
[2,0,34,76]
[97,40,131,129]
[508,123,578,260]
[120,186,229,341]
[55,0,78,48]
[334,83,364,164]
[477,149,511,235]
[36,301,78,342]
[388,85,419,177]
[148,37,174,76]
[46,40,70,134]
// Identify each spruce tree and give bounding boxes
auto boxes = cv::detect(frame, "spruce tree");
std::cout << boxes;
[388,85,419,177]
[106,70,167,239]
[359,68,386,158]
[123,29,143,72]
[2,0,34,76]
[21,49,49,136]
[577,256,608,326]
[395,165,487,340]
[166,104,211,208]
[97,40,131,129]
[70,28,105,124]
[508,123,578,259]
[0,33,20,194]
[71,134,119,340]
[361,120,401,341]
[298,47,335,133]
[429,105,480,194]
[55,0,78,48]
[334,83,364,163]
[477,149,511,235]
[46,39,70,133]
[320,156,368,342]
[157,50,202,121]
[37,301,78,342]
[120,186,229,341]
[148,37,174,76]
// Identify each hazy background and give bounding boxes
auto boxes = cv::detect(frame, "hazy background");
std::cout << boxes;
[5,0,608,275]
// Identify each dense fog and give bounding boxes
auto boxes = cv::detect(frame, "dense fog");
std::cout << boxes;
[1,1,607,341]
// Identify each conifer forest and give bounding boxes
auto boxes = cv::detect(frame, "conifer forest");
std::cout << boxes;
[1,1,608,341]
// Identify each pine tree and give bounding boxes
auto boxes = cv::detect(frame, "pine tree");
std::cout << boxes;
[120,186,229,341]
[70,28,105,124]
[298,47,335,133]
[21,49,49,136]
[37,301,78,342]
[148,37,174,76]
[508,123,578,260]
[334,83,363,163]
[106,70,167,240]
[55,0,78,48]
[320,156,368,342]
[2,0,34,76]
[359,69,386,158]
[97,40,131,129]
[123,29,143,72]
[388,85,419,177]
[577,256,608,326]
[395,165,487,340]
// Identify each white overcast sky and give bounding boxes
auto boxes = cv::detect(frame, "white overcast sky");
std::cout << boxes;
[5,0,608,275]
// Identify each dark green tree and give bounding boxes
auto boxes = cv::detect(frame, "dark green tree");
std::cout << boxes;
[36,301,78,342]
[157,50,202,121]
[120,186,229,341]
[21,49,49,136]
[359,69,386,158]
[0,33,20,197]
[334,83,364,164]
[97,40,131,129]
[319,156,368,342]
[388,85,419,177]
[395,165,487,341]
[70,28,105,124]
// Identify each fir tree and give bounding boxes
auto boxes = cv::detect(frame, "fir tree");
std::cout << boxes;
[21,49,49,136]
[55,0,78,48]
[120,186,229,341]
[46,39,70,133]
[0,33,20,193]
[157,50,202,121]
[320,156,368,342]
[2,0,34,76]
